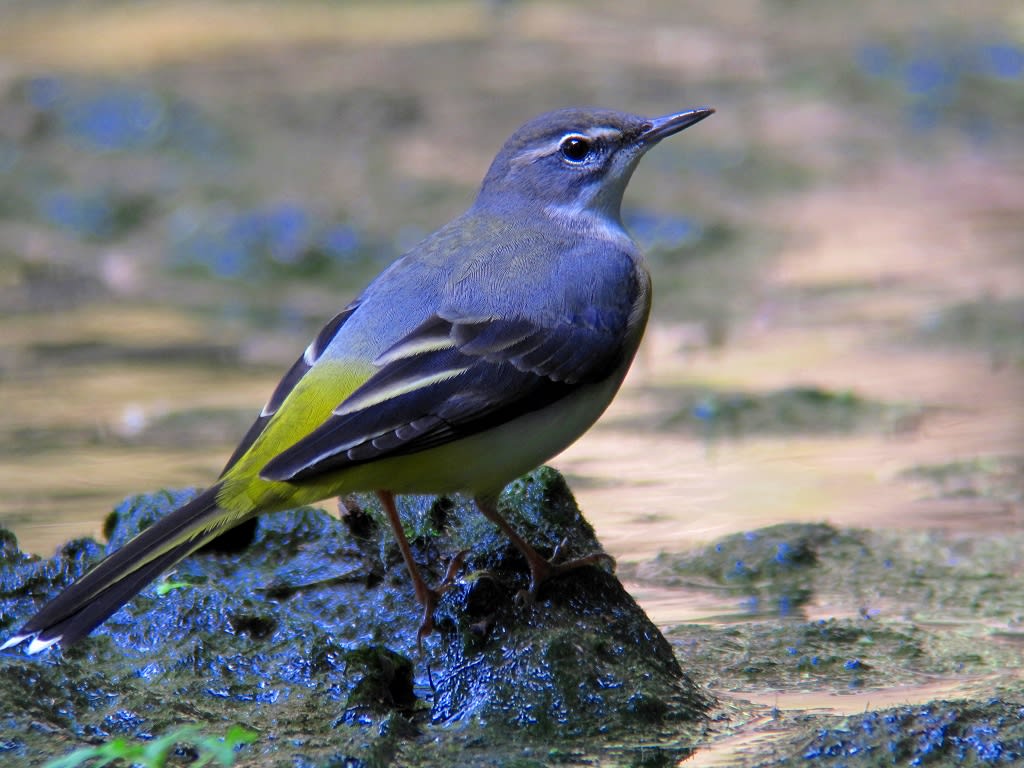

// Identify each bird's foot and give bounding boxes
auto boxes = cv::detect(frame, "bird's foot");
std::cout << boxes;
[415,549,470,648]
[518,539,616,604]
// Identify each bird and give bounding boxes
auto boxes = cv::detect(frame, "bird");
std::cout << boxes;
[2,105,714,654]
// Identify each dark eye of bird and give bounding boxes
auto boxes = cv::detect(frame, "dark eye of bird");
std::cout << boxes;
[559,135,592,163]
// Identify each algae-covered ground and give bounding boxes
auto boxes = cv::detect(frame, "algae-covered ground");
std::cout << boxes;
[0,1,1022,766]
[1,469,1022,765]
[0,470,713,766]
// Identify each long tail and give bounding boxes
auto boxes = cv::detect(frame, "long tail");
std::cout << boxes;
[2,485,239,654]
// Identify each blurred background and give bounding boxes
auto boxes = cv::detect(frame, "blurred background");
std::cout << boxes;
[0,0,1021,564]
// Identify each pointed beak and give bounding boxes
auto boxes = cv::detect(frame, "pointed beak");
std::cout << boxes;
[640,107,715,145]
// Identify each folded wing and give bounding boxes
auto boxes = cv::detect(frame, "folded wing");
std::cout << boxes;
[260,308,627,483]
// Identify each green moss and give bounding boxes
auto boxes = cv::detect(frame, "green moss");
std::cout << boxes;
[655,385,923,437]
[760,700,1024,767]
[0,469,708,766]
[900,456,1024,504]
[916,298,1024,365]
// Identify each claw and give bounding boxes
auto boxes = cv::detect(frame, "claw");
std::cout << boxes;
[537,551,615,596]
[474,496,616,604]
[414,549,470,650]
[376,491,472,650]
[439,549,470,590]
[550,537,570,565]
[416,592,439,649]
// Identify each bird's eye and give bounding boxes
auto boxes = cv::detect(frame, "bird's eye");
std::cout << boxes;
[559,134,592,164]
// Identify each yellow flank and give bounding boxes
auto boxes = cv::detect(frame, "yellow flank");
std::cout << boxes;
[219,358,627,515]
[217,358,375,515]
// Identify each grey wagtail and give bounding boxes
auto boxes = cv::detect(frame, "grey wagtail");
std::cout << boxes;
[3,105,714,653]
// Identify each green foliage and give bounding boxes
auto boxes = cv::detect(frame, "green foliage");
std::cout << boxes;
[44,725,257,768]
[154,577,192,597]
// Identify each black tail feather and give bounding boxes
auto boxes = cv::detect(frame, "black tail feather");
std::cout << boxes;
[4,485,228,652]
[30,541,197,649]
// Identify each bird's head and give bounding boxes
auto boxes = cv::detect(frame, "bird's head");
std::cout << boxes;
[475,106,714,232]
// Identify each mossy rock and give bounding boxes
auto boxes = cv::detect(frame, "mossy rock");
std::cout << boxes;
[0,467,709,765]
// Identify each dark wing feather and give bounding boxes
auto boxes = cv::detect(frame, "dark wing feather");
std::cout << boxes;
[260,311,626,483]
[4,485,224,651]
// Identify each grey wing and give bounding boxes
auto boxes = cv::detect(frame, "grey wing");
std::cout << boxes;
[259,307,631,484]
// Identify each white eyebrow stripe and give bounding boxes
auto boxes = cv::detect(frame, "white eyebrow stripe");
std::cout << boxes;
[582,126,622,141]
[511,144,558,167]
[512,125,625,166]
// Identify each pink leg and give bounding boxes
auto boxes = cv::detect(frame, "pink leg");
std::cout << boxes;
[376,490,466,645]
[474,495,614,599]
